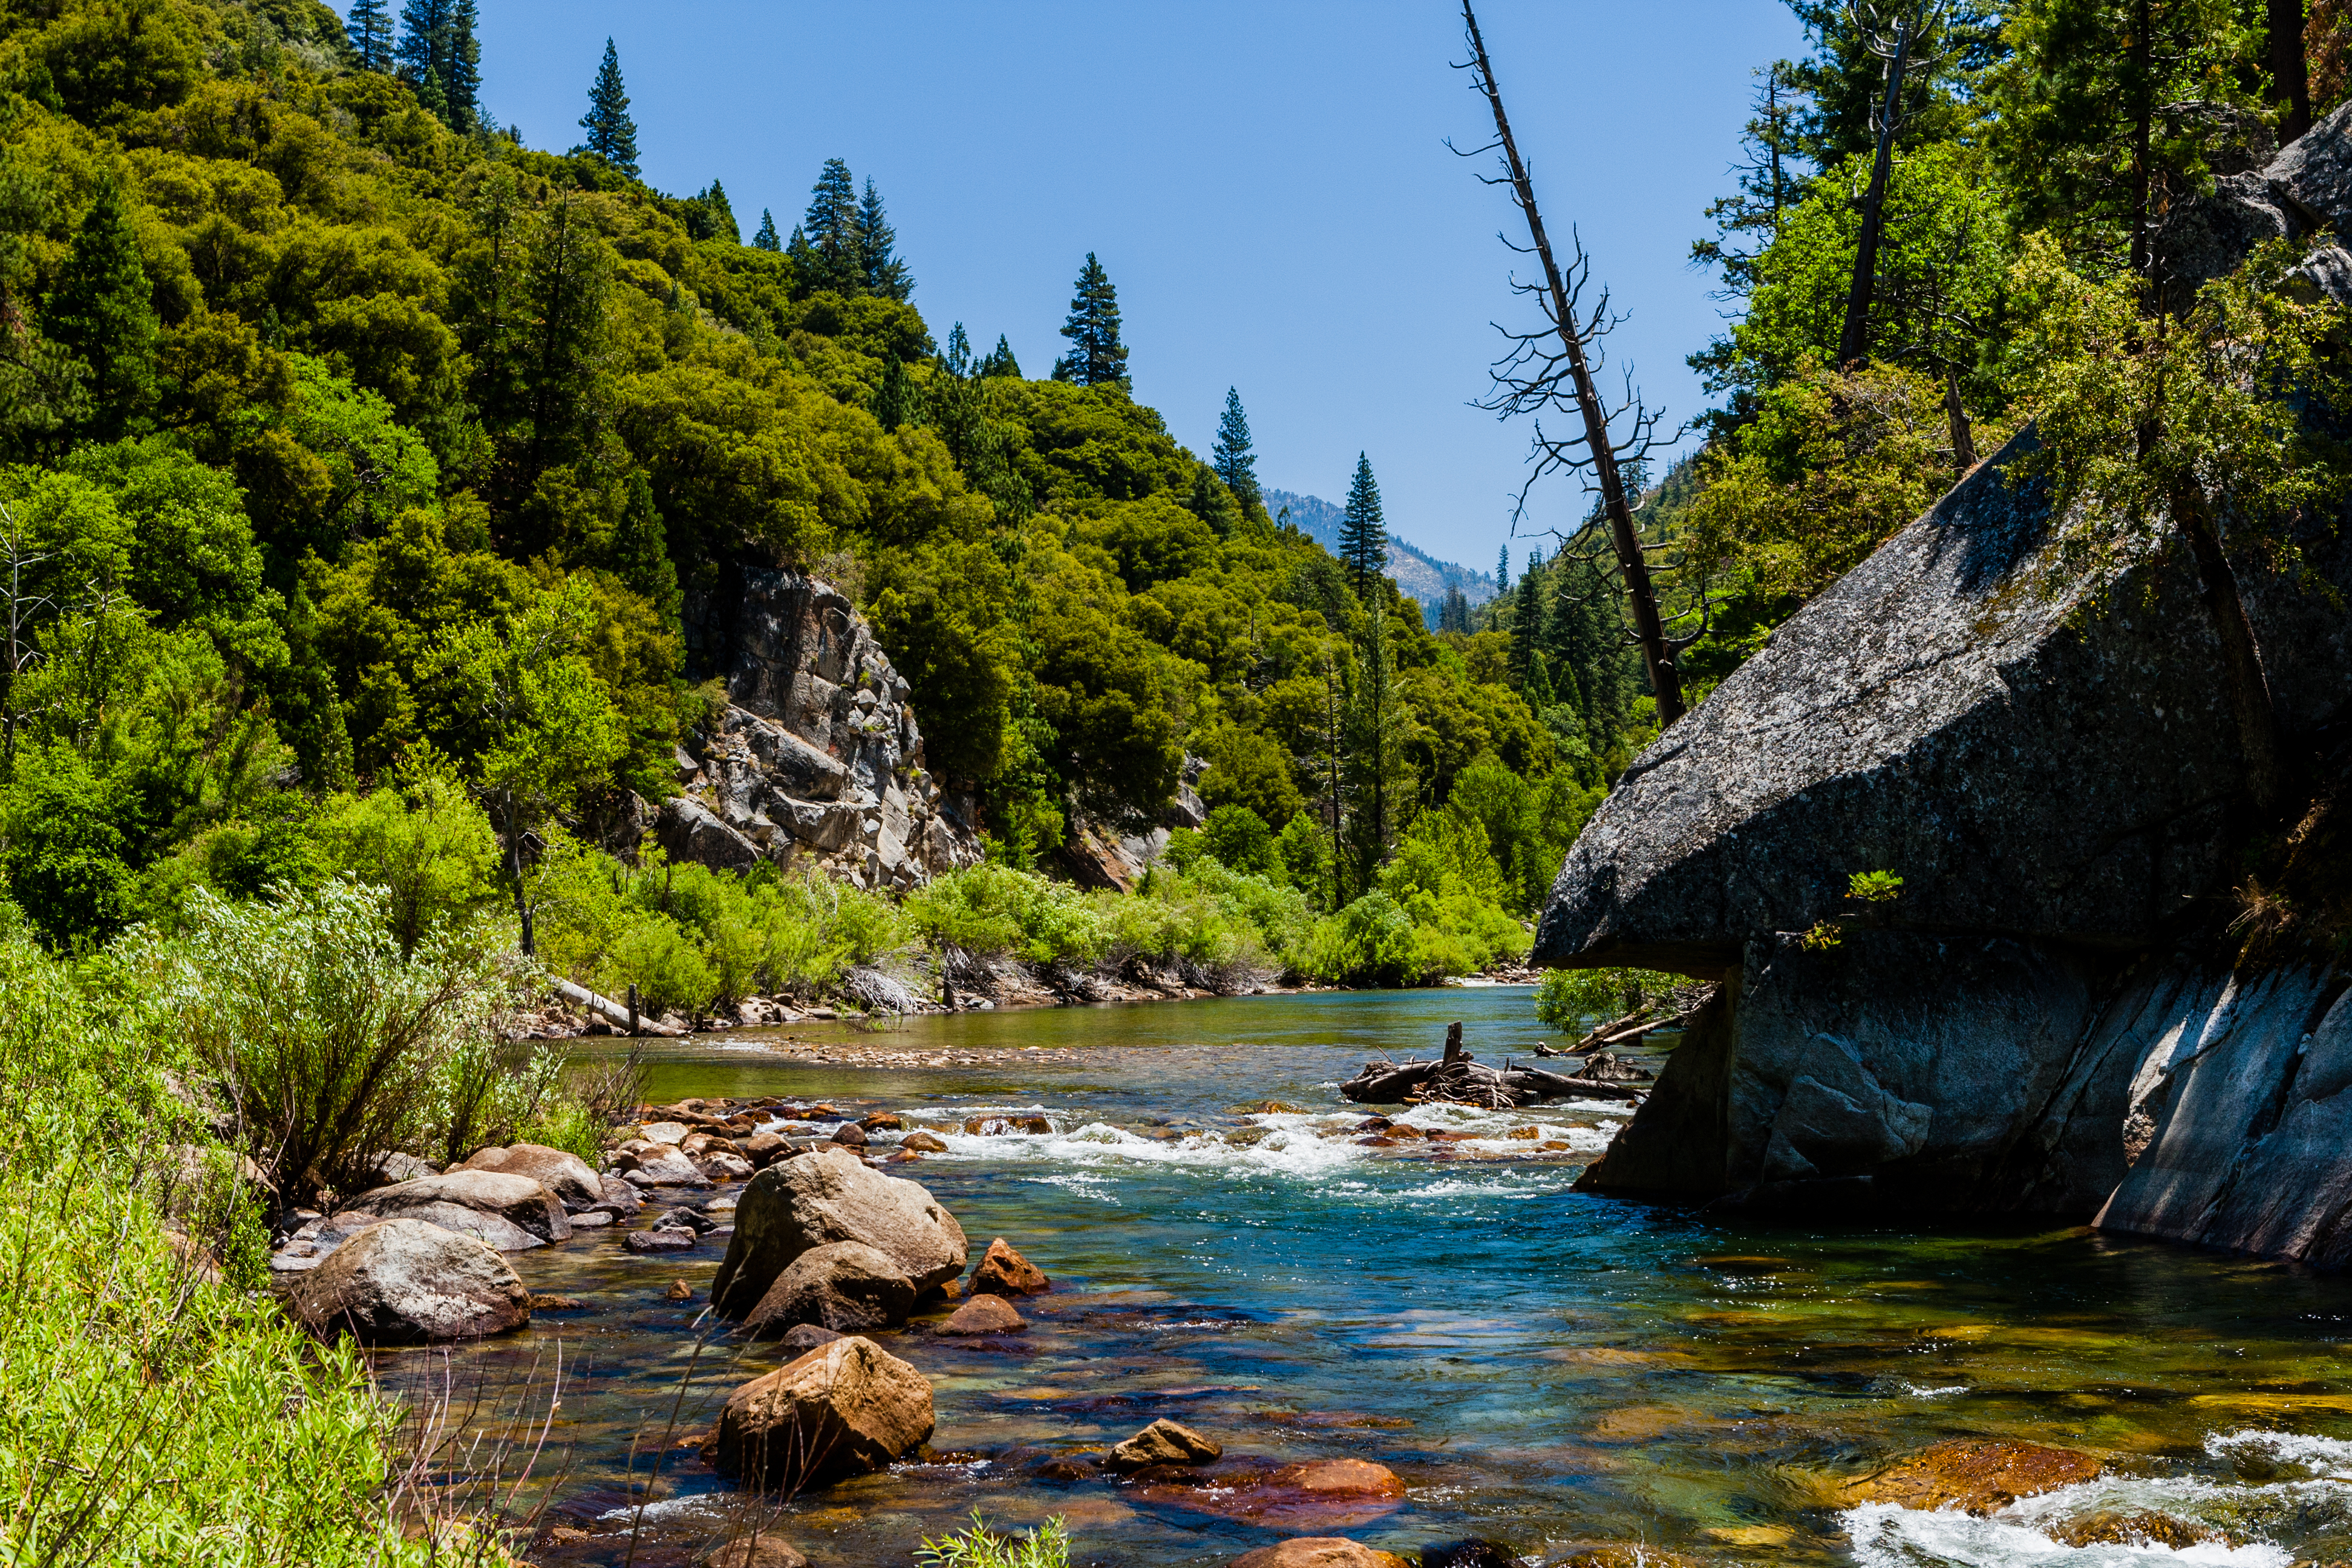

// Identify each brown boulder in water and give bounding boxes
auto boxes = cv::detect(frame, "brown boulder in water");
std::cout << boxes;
[701,1537,808,1568]
[460,1143,601,1210]
[705,1336,935,1491]
[1843,1439,2103,1515]
[742,1240,915,1333]
[903,1131,949,1153]
[1106,1417,1223,1472]
[709,1147,967,1318]
[970,1236,1050,1296]
[1231,1543,1412,1568]
[936,1293,1024,1335]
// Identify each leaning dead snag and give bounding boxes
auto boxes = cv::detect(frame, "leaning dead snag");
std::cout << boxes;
[1457,1,1693,725]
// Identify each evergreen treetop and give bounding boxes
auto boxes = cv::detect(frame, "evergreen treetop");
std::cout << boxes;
[979,333,1021,378]
[1212,387,1261,509]
[857,178,913,301]
[394,0,476,129]
[1051,253,1129,390]
[802,158,860,293]
[1338,452,1387,597]
[346,0,394,70]
[44,175,157,442]
[752,209,780,251]
[579,38,639,177]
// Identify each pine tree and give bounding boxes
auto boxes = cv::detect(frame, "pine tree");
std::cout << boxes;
[396,0,458,124]
[751,209,780,251]
[684,179,737,243]
[978,334,1021,378]
[785,223,812,275]
[1050,253,1129,389]
[44,176,157,441]
[613,470,679,632]
[347,0,394,70]
[856,178,913,301]
[874,356,918,432]
[443,0,480,129]
[801,159,860,294]
[1497,543,1509,590]
[578,38,639,177]
[1212,387,1262,510]
[1338,453,1387,597]
[942,322,973,377]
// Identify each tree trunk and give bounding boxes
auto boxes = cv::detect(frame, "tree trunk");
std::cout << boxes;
[1837,5,1917,368]
[2273,0,2313,145]
[2129,0,2152,285]
[2175,487,2284,815]
[1945,369,1977,471]
[1461,2,1687,727]
[506,807,534,956]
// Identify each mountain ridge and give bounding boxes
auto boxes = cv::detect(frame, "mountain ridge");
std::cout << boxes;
[1263,488,1498,624]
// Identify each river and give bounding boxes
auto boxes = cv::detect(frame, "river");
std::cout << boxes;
[379,987,2352,1568]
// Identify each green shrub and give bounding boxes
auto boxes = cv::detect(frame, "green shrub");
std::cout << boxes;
[1533,967,1687,1029]
[919,1512,1071,1568]
[904,862,1104,964]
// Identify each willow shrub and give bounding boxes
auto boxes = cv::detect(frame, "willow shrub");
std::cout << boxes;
[0,937,462,1567]
[129,881,575,1198]
[1533,967,1689,1030]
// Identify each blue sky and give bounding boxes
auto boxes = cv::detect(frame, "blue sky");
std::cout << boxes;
[473,2,1809,577]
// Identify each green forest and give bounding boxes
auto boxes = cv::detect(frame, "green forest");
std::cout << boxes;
[5,0,2351,1562]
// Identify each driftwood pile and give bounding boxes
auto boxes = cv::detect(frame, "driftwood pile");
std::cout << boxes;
[1340,1024,1651,1111]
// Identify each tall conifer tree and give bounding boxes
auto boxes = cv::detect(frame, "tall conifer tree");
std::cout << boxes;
[856,178,913,301]
[443,0,480,129]
[1212,387,1262,510]
[347,0,394,70]
[1051,253,1129,389]
[1338,453,1387,597]
[578,38,639,177]
[979,334,1021,378]
[752,209,780,251]
[800,160,860,294]
[44,177,156,440]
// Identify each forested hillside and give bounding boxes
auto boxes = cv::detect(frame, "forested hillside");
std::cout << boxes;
[0,0,1650,995]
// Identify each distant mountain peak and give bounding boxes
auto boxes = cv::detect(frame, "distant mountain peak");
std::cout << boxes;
[1262,488,1497,625]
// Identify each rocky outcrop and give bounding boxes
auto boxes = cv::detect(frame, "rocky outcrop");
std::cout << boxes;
[289,1218,531,1344]
[705,1335,935,1491]
[708,1146,967,1318]
[460,1143,601,1210]
[673,569,981,892]
[1550,107,2352,1258]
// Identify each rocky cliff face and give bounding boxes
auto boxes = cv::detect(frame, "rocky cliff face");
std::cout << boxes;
[662,569,982,890]
[1548,113,2352,1264]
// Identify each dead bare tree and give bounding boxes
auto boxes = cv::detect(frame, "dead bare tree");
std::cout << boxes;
[0,502,54,765]
[1456,2,1695,727]
[1838,0,1953,368]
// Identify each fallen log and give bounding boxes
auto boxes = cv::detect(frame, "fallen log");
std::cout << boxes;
[1339,1047,1646,1109]
[555,978,687,1037]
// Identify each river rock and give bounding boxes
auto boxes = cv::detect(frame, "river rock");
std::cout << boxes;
[936,1293,1024,1335]
[740,1131,788,1167]
[1232,1543,1413,1568]
[700,1151,756,1181]
[336,1170,570,1249]
[289,1218,529,1344]
[743,1241,916,1334]
[702,1537,808,1568]
[831,1123,868,1148]
[627,1227,697,1254]
[708,1146,967,1318]
[964,1114,1051,1135]
[903,1131,949,1153]
[1108,1418,1223,1472]
[970,1236,1050,1296]
[1842,1440,2103,1515]
[619,1142,710,1187]
[777,1322,843,1357]
[461,1143,601,1210]
[593,1175,646,1215]
[705,1335,936,1491]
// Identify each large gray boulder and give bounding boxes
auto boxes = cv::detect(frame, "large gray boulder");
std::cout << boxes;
[1546,110,2352,1233]
[289,1218,530,1344]
[708,1146,965,1318]
[335,1169,571,1249]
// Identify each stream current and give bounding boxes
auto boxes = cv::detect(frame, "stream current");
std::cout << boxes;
[382,987,2352,1568]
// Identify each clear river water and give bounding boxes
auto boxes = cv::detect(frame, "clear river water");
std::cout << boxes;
[377,987,2352,1568]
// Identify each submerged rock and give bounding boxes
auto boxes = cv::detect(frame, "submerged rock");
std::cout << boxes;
[1106,1418,1223,1472]
[705,1335,935,1491]
[708,1147,966,1318]
[1230,1543,1412,1568]
[701,1538,808,1568]
[969,1236,1050,1296]
[776,1322,843,1357]
[902,1131,949,1153]
[742,1240,915,1334]
[1842,1440,2103,1515]
[289,1218,529,1344]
